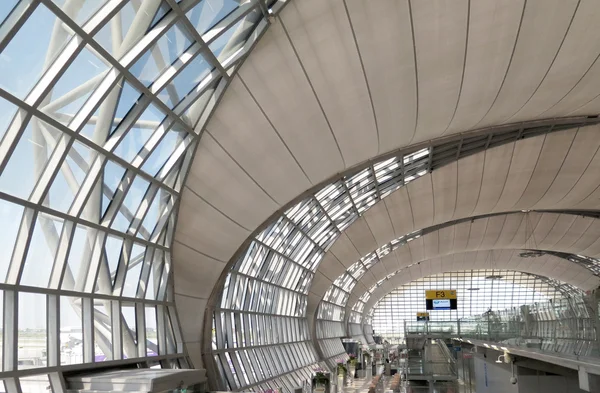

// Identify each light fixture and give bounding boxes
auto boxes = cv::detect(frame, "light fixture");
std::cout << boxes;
[519,251,544,258]
[485,275,503,280]
[467,287,480,291]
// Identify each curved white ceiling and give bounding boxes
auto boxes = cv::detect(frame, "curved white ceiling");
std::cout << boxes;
[171,0,600,365]
[360,250,594,319]
[335,211,600,313]
[309,126,600,316]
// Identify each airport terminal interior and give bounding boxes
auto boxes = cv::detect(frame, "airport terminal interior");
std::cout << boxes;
[3,0,600,392]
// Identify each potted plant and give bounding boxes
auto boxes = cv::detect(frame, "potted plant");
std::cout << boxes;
[336,360,347,378]
[312,369,330,393]
[347,355,357,379]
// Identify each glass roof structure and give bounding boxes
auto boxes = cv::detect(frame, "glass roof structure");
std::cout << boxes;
[0,0,284,391]
[370,269,574,342]
[2,1,600,393]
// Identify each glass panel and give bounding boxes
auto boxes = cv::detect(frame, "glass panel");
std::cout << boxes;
[0,4,74,99]
[63,224,96,291]
[19,374,50,393]
[44,140,96,213]
[0,95,18,142]
[100,160,126,219]
[60,296,82,365]
[0,199,23,283]
[110,175,150,233]
[129,23,192,87]
[122,243,145,298]
[94,302,112,361]
[146,306,158,356]
[0,117,66,200]
[112,103,165,163]
[186,0,240,36]
[18,292,47,369]
[156,53,213,108]
[41,46,110,128]
[21,214,64,288]
[141,127,187,176]
[51,0,109,25]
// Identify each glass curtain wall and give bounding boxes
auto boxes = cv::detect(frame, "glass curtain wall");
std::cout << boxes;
[370,270,572,343]
[0,0,279,391]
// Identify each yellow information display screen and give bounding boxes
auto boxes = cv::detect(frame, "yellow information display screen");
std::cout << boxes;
[416,312,429,321]
[425,290,457,299]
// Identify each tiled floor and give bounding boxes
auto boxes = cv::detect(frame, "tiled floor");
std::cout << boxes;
[338,366,470,393]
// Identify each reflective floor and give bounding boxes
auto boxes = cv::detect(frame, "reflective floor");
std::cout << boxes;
[337,366,469,393]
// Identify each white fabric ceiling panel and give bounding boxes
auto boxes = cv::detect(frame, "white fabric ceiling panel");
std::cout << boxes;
[237,21,345,184]
[330,232,362,268]
[394,245,413,270]
[407,237,425,265]
[206,76,312,204]
[557,146,600,209]
[363,201,396,246]
[384,186,416,236]
[534,126,600,207]
[172,241,227,300]
[407,176,434,229]
[445,0,524,133]
[344,216,378,256]
[478,0,580,127]
[454,153,485,219]
[454,154,485,217]
[369,261,389,282]
[570,91,600,116]
[176,188,250,262]
[185,132,279,230]
[493,136,545,212]
[472,143,515,215]
[410,0,468,142]
[511,0,600,121]
[344,0,417,148]
[452,221,472,251]
[538,214,577,248]
[175,294,208,345]
[280,0,378,165]
[465,218,488,250]
[360,273,377,291]
[555,215,594,251]
[437,225,457,256]
[432,162,458,223]
[528,213,560,245]
[382,254,400,275]
[542,60,600,119]
[318,253,347,282]
[493,213,526,247]
[572,219,600,252]
[515,129,577,208]
[422,231,440,260]
[310,271,333,297]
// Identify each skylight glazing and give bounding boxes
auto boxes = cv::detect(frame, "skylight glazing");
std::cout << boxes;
[370,270,570,342]
[0,0,279,390]
[216,148,432,389]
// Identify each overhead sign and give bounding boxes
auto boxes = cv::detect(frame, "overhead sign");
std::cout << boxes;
[416,312,429,321]
[425,290,457,299]
[432,299,451,310]
[426,290,457,310]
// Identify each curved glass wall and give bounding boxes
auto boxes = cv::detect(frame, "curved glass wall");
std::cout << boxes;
[213,120,600,390]
[370,270,575,343]
[0,0,280,390]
